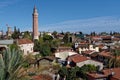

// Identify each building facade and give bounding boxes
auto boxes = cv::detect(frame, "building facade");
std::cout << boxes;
[17,39,34,55]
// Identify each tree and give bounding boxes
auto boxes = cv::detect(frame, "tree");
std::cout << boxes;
[108,49,120,68]
[52,31,57,38]
[0,47,26,80]
[40,43,51,56]
[23,31,32,40]
[90,31,96,36]
[58,66,67,79]
[33,39,41,52]
[33,39,52,57]
[58,66,80,80]
[9,44,20,51]
[63,33,69,44]
[43,35,53,42]
[79,64,97,79]
[50,39,61,53]
[12,26,20,39]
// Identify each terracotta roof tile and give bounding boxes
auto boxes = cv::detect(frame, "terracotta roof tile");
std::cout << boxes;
[112,38,120,41]
[101,36,111,39]
[92,36,101,40]
[98,45,104,49]
[83,50,95,54]
[87,72,107,78]
[17,38,33,45]
[87,68,120,79]
[103,68,120,79]
[32,74,52,80]
[57,47,73,52]
[98,51,112,58]
[68,54,90,63]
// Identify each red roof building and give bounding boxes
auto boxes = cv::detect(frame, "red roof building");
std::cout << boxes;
[87,68,120,80]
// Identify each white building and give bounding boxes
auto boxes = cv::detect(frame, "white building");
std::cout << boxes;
[17,38,34,55]
[79,45,99,54]
[55,51,78,60]
[68,54,103,70]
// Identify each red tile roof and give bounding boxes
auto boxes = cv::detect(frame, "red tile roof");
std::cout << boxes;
[83,50,95,55]
[32,74,52,80]
[57,47,73,52]
[103,68,120,79]
[98,51,112,58]
[79,41,89,45]
[87,72,107,79]
[92,36,101,40]
[98,44,104,49]
[17,38,33,45]
[87,68,120,80]
[68,54,90,63]
[101,36,111,39]
[112,38,120,41]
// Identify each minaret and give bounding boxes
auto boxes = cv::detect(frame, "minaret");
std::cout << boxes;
[33,6,39,40]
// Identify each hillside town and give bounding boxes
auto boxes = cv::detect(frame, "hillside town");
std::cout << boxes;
[1,5,120,80]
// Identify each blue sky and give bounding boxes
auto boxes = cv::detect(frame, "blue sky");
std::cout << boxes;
[0,0,120,33]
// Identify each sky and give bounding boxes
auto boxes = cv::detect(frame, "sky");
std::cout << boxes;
[1,0,120,33]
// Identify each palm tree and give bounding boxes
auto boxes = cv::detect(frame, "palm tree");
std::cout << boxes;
[0,47,28,80]
[108,49,120,68]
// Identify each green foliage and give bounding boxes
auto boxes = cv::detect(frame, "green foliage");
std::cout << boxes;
[58,64,97,80]
[0,47,24,80]
[113,49,120,56]
[58,66,80,80]
[52,31,57,38]
[50,39,60,48]
[34,32,72,56]
[34,35,61,56]
[39,37,43,43]
[33,39,52,56]
[80,64,96,72]
[23,53,35,68]
[40,43,51,56]
[63,33,69,44]
[12,26,20,39]
[90,32,96,36]
[58,66,68,78]
[108,49,120,68]
[79,64,97,79]
[23,31,32,40]
[43,35,53,42]
[33,39,41,52]
[9,44,19,51]
[75,33,84,39]
[61,43,73,47]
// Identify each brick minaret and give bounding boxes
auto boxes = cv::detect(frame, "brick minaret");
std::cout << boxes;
[33,6,39,40]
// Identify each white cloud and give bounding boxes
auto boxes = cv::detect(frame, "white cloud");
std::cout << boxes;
[40,16,120,33]
[0,0,21,8]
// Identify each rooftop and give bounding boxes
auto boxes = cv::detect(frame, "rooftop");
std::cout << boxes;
[103,68,120,79]
[17,38,33,45]
[87,68,120,79]
[0,40,14,45]
[87,72,106,78]
[68,54,90,63]
[98,51,112,58]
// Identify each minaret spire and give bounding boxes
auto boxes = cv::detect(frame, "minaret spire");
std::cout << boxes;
[33,5,37,13]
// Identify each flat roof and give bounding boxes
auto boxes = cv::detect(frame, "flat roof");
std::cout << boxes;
[0,40,14,45]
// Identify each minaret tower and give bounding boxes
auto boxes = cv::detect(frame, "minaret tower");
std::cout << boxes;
[33,6,39,40]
